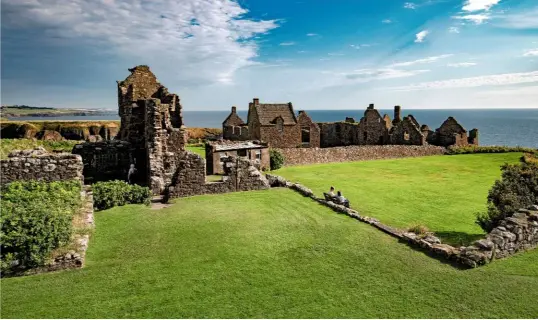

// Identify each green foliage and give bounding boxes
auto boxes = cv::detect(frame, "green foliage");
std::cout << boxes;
[92,180,152,211]
[476,162,538,232]
[447,145,537,155]
[522,152,538,164]
[0,139,80,159]
[0,180,82,273]
[269,149,284,170]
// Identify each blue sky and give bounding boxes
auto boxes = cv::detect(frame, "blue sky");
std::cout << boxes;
[1,0,537,110]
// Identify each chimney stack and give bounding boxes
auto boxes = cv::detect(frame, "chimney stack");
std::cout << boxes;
[393,105,402,124]
[253,98,259,105]
[367,103,374,110]
[231,106,237,113]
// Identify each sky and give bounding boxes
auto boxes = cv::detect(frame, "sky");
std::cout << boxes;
[1,0,538,111]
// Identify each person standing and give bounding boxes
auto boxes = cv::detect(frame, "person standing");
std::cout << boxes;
[127,164,137,184]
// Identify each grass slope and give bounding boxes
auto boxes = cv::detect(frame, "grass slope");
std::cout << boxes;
[275,153,522,245]
[1,189,537,318]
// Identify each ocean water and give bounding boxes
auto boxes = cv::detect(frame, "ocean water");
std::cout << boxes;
[7,109,538,148]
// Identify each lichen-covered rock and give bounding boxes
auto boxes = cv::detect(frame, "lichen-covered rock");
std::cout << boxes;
[265,174,289,187]
[290,183,314,197]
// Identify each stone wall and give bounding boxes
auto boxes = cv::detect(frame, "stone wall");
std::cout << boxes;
[166,152,269,198]
[1,147,84,185]
[275,145,446,166]
[390,117,426,145]
[318,122,360,148]
[260,124,301,148]
[297,111,321,148]
[72,140,134,184]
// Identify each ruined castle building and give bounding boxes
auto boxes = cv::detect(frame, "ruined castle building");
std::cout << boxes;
[390,116,426,145]
[223,98,320,148]
[116,65,187,193]
[429,116,478,147]
[223,106,249,140]
[358,104,390,145]
[392,105,402,125]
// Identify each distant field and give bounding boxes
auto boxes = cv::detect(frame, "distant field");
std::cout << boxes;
[186,145,205,157]
[1,188,537,318]
[275,153,523,246]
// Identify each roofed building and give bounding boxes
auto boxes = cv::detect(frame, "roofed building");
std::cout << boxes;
[205,140,269,175]
[222,98,320,148]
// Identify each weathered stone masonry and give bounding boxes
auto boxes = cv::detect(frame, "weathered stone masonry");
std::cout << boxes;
[276,145,446,166]
[1,147,84,185]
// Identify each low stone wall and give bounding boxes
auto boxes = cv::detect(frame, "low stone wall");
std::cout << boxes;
[0,147,84,185]
[166,152,269,198]
[266,173,538,268]
[275,145,446,166]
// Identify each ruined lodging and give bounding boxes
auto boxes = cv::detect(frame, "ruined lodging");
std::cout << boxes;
[223,99,321,148]
[74,66,268,198]
[0,147,84,185]
[205,140,270,175]
[224,102,479,149]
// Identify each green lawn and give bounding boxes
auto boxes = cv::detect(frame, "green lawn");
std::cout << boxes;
[275,153,522,246]
[186,145,205,157]
[1,188,537,318]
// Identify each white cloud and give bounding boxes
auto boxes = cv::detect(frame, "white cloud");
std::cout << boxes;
[344,68,429,81]
[306,33,318,36]
[477,85,538,96]
[448,27,460,33]
[382,19,392,24]
[389,54,453,67]
[495,8,538,29]
[447,62,477,67]
[453,14,490,24]
[462,0,501,12]
[404,2,417,9]
[1,0,279,85]
[387,71,538,91]
[415,30,429,43]
[523,49,538,57]
[279,42,295,46]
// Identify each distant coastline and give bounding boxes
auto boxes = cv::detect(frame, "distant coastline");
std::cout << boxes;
[0,105,116,118]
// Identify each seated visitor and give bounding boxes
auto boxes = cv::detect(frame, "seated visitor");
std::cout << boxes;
[328,186,336,197]
[337,191,350,208]
[324,186,337,200]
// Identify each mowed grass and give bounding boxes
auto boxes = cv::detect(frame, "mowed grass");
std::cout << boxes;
[186,145,205,157]
[275,153,522,245]
[1,188,537,318]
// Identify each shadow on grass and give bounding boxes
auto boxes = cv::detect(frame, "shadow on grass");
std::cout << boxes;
[435,231,485,247]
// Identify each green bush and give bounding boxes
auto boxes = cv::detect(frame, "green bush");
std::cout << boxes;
[0,180,82,273]
[92,180,152,211]
[447,145,537,155]
[476,162,538,232]
[269,149,285,171]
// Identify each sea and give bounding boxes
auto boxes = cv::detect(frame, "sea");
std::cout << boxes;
[7,109,538,148]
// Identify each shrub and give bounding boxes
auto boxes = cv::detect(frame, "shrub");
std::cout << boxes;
[447,145,537,155]
[408,225,430,235]
[269,149,285,171]
[476,162,538,232]
[521,152,538,165]
[92,180,152,211]
[0,180,82,273]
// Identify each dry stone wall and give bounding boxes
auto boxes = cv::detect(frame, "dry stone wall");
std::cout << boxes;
[276,145,446,166]
[1,147,83,185]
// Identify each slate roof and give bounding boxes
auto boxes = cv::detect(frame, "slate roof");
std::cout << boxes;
[253,103,297,126]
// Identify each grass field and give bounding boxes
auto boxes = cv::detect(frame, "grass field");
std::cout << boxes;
[185,145,205,157]
[0,139,80,159]
[275,153,522,245]
[1,188,537,318]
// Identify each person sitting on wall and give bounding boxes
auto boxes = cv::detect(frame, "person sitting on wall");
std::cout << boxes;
[127,164,137,184]
[324,186,336,201]
[336,191,350,208]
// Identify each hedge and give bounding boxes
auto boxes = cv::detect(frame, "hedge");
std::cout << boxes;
[92,180,152,211]
[0,180,82,273]
[447,145,537,155]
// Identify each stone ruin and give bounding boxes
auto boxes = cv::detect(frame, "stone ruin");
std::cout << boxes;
[224,102,479,149]
[0,147,84,185]
[73,65,268,198]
